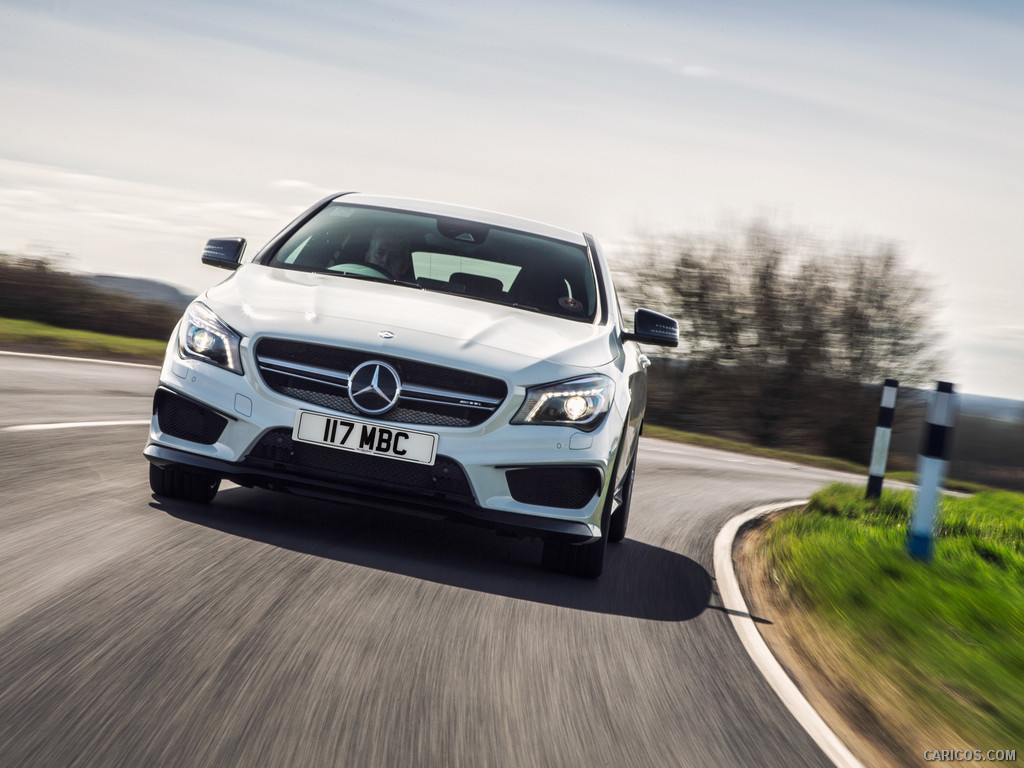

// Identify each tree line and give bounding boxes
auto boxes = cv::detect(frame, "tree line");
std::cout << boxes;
[614,221,942,462]
[0,254,182,341]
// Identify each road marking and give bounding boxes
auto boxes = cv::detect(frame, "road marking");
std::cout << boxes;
[0,350,160,370]
[1,352,155,433]
[714,501,866,768]
[2,420,150,433]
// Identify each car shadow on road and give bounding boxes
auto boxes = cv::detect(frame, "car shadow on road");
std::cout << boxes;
[153,486,712,622]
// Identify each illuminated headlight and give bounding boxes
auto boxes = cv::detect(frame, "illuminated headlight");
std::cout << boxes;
[178,302,243,374]
[511,375,615,431]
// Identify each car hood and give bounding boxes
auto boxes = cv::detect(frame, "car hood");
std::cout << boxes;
[201,265,619,376]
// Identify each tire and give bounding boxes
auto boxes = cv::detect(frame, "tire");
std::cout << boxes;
[541,463,617,578]
[149,463,220,503]
[542,529,607,579]
[541,421,642,578]
[608,451,636,544]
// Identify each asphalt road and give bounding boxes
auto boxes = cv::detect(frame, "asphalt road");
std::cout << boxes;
[0,352,863,768]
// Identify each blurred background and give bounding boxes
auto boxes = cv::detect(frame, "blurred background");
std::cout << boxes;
[2,0,1022,486]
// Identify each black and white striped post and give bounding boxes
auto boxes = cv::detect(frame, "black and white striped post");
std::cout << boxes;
[908,381,958,562]
[866,378,899,499]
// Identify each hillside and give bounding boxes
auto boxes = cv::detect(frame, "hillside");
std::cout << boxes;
[84,275,195,311]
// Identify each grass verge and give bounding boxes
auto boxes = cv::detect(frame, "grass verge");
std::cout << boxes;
[762,483,1024,758]
[0,317,166,364]
[644,423,989,494]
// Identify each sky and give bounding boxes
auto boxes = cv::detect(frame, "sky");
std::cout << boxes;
[1,0,1022,399]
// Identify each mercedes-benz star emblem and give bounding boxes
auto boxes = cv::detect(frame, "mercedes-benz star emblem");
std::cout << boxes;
[348,361,402,415]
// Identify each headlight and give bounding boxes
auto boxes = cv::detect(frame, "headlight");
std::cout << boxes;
[178,302,244,374]
[511,375,615,431]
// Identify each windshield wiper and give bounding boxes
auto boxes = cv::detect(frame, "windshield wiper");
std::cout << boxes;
[320,270,423,289]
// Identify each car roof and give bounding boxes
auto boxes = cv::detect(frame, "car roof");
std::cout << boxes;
[333,193,589,247]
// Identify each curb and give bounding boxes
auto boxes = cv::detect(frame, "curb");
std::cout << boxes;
[713,501,866,768]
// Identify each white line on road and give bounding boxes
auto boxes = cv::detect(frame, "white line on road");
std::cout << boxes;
[0,350,160,370]
[2,420,150,433]
[714,501,866,768]
[1,352,155,433]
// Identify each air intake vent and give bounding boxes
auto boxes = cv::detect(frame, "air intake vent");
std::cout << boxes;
[506,467,601,509]
[155,389,228,445]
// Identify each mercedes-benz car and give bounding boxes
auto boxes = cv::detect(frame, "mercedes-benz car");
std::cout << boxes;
[144,193,678,577]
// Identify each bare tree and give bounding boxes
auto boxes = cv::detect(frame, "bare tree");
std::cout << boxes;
[610,221,942,454]
[831,244,942,386]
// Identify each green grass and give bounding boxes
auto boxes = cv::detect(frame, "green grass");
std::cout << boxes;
[885,470,993,495]
[0,317,166,364]
[765,483,1024,748]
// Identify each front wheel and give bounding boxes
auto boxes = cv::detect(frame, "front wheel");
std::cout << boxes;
[149,463,220,503]
[608,451,637,544]
[542,466,616,578]
[542,530,607,579]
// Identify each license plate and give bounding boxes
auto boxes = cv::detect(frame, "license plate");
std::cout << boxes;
[292,411,438,465]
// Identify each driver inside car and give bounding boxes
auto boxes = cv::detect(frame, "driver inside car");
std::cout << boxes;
[365,228,414,281]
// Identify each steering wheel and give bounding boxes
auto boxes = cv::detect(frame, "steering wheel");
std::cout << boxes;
[361,263,394,280]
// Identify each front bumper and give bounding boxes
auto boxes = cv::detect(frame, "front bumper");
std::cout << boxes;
[145,348,626,542]
[144,443,600,543]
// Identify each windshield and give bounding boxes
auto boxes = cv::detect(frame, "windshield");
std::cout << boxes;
[265,202,598,322]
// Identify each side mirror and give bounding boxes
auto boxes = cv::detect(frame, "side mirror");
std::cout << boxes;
[622,308,679,347]
[202,238,246,270]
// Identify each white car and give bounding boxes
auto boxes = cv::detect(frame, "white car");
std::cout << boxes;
[144,193,677,577]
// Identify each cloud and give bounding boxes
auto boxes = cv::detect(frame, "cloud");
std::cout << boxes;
[681,65,718,79]
[267,179,335,197]
[0,158,306,290]
[268,180,316,190]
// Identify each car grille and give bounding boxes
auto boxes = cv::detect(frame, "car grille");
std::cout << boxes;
[254,338,507,428]
[246,428,474,498]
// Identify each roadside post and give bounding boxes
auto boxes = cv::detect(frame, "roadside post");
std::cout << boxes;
[908,381,958,561]
[866,378,899,499]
